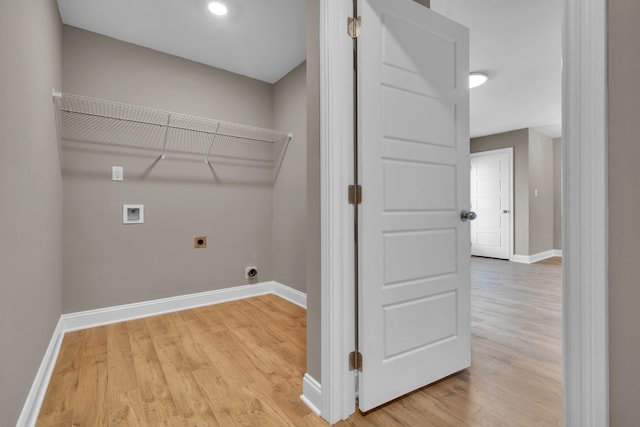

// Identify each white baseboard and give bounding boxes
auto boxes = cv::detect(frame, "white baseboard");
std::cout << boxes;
[62,281,306,332]
[16,318,65,427]
[511,254,531,264]
[300,373,322,417]
[272,281,307,308]
[512,249,562,264]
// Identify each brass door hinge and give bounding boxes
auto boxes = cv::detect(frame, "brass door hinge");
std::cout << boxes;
[348,185,362,205]
[348,16,362,39]
[349,351,363,371]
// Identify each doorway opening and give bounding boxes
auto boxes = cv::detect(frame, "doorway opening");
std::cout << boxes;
[316,0,608,424]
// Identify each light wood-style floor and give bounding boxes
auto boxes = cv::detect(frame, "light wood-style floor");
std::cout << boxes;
[37,257,562,426]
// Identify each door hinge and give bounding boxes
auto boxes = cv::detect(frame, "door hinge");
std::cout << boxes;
[348,185,362,205]
[348,16,362,39]
[349,351,363,371]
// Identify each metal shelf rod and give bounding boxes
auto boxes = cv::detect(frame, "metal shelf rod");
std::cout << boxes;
[59,108,278,144]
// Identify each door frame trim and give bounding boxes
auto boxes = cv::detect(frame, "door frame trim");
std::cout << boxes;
[470,147,514,261]
[319,0,609,425]
[319,0,357,423]
[562,0,609,424]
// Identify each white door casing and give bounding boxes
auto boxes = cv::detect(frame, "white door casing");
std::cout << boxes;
[317,0,607,424]
[470,148,513,260]
[357,0,471,411]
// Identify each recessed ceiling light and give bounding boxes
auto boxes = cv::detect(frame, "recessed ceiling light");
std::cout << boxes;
[469,72,488,89]
[208,2,228,16]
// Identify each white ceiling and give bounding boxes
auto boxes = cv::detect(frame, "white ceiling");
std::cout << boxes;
[56,0,307,84]
[56,0,562,138]
[431,0,562,138]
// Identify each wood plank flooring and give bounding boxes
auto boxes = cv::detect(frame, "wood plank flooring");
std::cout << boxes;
[37,257,562,426]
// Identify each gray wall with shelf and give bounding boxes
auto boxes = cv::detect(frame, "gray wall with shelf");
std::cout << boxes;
[61,25,306,313]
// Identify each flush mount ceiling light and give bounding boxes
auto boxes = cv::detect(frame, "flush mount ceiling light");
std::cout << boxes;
[469,72,488,89]
[208,1,228,16]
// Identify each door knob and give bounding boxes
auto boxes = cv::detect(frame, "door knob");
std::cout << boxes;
[460,210,477,222]
[503,209,510,214]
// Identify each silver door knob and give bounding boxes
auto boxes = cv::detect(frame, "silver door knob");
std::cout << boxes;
[460,210,477,222]
[503,209,510,214]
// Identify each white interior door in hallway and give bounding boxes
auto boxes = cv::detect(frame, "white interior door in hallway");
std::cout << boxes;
[470,148,513,260]
[357,0,471,411]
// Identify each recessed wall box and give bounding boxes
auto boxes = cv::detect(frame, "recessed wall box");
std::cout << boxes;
[194,236,207,248]
[245,266,258,279]
[123,204,144,224]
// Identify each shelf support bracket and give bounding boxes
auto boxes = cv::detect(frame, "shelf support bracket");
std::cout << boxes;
[160,114,171,160]
[272,133,293,182]
[205,122,221,164]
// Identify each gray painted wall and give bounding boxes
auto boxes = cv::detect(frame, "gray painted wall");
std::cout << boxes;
[61,27,278,312]
[273,62,307,292]
[306,0,322,381]
[553,138,562,250]
[62,26,273,127]
[608,1,640,424]
[471,129,530,255]
[527,129,554,255]
[0,1,63,425]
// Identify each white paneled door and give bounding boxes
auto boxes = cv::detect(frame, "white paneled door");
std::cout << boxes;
[470,149,513,260]
[358,0,471,411]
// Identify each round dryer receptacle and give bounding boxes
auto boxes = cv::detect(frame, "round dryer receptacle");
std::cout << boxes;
[245,266,258,279]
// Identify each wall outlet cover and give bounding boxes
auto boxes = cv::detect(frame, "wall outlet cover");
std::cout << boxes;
[112,166,123,181]
[123,204,144,224]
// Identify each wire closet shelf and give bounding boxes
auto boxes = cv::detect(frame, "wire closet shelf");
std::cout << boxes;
[53,92,292,182]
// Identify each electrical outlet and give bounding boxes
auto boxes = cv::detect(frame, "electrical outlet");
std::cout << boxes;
[194,236,207,248]
[112,166,123,181]
[245,266,258,280]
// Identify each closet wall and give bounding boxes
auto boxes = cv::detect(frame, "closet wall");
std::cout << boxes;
[273,63,307,289]
[305,0,322,383]
[61,26,304,312]
[609,0,640,422]
[0,1,63,424]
